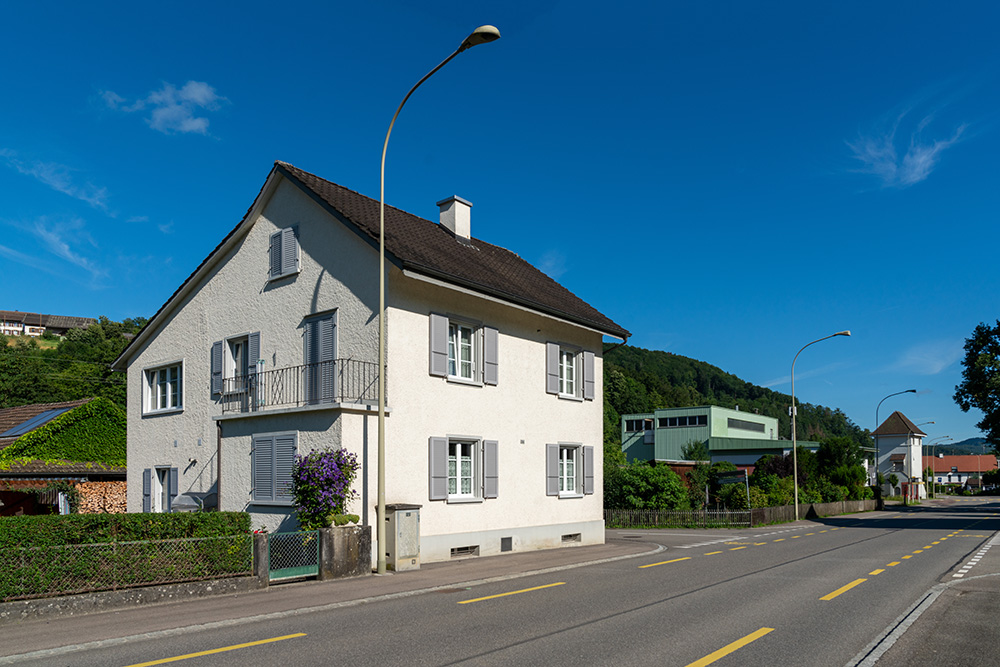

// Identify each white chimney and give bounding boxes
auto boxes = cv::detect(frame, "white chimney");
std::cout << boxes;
[437,196,473,241]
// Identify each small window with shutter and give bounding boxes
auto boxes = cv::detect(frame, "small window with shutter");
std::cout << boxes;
[545,344,595,401]
[429,436,498,502]
[428,313,498,386]
[251,431,297,504]
[269,227,300,281]
[545,444,594,497]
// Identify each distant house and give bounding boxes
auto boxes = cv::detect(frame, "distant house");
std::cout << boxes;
[923,454,999,489]
[0,398,126,516]
[621,405,819,471]
[111,161,628,564]
[874,411,926,499]
[0,310,95,338]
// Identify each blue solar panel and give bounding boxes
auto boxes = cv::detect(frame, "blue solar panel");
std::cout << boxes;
[0,407,73,438]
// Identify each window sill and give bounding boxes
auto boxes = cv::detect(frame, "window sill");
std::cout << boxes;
[558,492,584,499]
[446,375,483,387]
[446,496,483,504]
[249,500,295,507]
[557,393,583,402]
[268,270,300,282]
[142,407,184,417]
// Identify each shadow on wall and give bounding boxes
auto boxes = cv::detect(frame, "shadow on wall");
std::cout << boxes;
[250,504,301,533]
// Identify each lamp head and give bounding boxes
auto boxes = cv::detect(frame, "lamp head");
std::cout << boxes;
[459,25,501,52]
[906,389,917,393]
[835,330,851,337]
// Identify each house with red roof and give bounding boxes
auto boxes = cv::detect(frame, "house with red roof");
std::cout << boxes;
[112,162,629,566]
[923,454,999,490]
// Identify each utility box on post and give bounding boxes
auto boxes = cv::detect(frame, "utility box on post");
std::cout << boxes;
[385,503,421,571]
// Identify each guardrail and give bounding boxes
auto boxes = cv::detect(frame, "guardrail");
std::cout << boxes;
[221,359,378,414]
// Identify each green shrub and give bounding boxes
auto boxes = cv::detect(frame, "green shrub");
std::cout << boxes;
[0,398,125,467]
[605,462,688,510]
[0,511,250,549]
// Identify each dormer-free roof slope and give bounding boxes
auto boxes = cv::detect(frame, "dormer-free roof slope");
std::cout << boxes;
[114,162,628,369]
[873,411,926,437]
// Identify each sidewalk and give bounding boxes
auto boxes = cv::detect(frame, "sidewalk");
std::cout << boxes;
[0,538,660,661]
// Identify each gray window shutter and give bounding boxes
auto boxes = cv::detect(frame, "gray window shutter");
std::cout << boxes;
[484,326,499,386]
[429,313,449,377]
[274,433,297,502]
[281,227,298,276]
[583,446,595,495]
[211,340,223,395]
[583,351,595,401]
[305,316,336,403]
[483,440,498,498]
[252,435,274,502]
[269,230,282,279]
[248,332,260,374]
[429,437,448,500]
[546,444,559,496]
[545,343,560,395]
[168,467,179,511]
[142,468,151,512]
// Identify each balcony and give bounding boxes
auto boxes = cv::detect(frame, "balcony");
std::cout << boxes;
[221,359,378,414]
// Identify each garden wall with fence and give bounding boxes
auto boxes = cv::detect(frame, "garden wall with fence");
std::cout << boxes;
[605,499,875,530]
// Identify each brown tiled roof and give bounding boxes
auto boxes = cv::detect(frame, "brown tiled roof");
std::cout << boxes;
[0,460,125,477]
[275,162,629,339]
[0,311,94,329]
[873,411,926,437]
[115,161,630,369]
[0,399,92,450]
[922,454,998,474]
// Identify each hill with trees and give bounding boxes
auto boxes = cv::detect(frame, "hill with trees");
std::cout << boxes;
[0,316,145,410]
[603,344,870,452]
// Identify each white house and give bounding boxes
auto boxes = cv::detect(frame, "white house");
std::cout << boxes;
[112,161,629,564]
[874,411,926,499]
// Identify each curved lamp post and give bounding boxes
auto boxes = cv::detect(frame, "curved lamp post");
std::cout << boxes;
[791,330,851,520]
[376,25,500,575]
[873,389,916,490]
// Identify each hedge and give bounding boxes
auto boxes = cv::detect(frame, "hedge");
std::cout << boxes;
[0,512,251,549]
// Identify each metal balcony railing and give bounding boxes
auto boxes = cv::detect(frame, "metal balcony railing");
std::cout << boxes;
[221,359,379,414]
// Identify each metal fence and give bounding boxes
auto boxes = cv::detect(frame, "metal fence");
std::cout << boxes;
[222,359,378,414]
[268,531,319,582]
[604,508,752,529]
[0,534,253,602]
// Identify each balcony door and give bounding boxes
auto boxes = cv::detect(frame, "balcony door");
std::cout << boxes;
[304,312,336,404]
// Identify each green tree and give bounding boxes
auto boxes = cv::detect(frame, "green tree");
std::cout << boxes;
[681,439,710,461]
[604,461,688,510]
[954,321,1000,452]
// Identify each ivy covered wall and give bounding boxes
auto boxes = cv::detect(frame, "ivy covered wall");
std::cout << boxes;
[0,397,125,467]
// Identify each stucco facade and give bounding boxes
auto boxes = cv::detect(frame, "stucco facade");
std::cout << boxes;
[116,162,625,565]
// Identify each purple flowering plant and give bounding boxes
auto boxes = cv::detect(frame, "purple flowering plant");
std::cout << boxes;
[291,448,360,531]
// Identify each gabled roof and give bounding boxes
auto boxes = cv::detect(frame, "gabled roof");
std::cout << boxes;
[873,411,926,437]
[114,161,629,368]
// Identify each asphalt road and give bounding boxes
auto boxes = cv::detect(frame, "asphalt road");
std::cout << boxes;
[7,497,1000,667]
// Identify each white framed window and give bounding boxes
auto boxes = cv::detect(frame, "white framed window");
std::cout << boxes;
[559,348,576,396]
[429,437,498,501]
[546,343,595,400]
[429,314,498,386]
[211,333,260,396]
[228,336,249,380]
[144,362,183,414]
[546,443,594,497]
[448,440,477,498]
[448,322,475,380]
[559,446,578,495]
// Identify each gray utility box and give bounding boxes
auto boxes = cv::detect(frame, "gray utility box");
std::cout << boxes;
[385,503,421,571]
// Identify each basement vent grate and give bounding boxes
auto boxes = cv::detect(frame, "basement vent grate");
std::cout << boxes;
[562,533,582,543]
[450,545,480,558]
[500,537,512,552]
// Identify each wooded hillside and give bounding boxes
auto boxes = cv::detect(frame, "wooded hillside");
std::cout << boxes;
[603,344,870,449]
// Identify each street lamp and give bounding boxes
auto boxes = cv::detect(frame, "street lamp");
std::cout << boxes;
[874,389,916,491]
[790,330,851,520]
[376,25,500,575]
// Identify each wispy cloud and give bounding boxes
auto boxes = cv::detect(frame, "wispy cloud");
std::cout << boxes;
[29,217,106,283]
[538,250,567,279]
[762,362,846,389]
[890,339,963,375]
[103,80,227,135]
[0,149,109,210]
[847,100,967,188]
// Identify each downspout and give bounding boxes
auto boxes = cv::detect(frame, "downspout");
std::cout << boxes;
[216,421,223,510]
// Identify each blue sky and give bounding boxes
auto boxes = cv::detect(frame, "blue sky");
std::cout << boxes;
[1,2,997,444]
